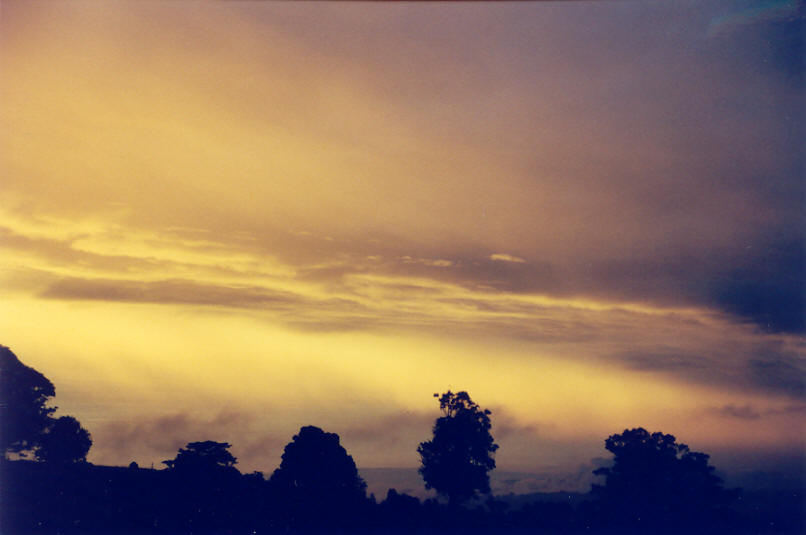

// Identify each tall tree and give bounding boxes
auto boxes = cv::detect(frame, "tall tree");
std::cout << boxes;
[418,391,498,505]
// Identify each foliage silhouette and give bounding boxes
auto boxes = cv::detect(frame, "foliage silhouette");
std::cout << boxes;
[0,345,56,457]
[34,415,92,464]
[418,390,498,505]
[161,441,245,532]
[163,440,238,472]
[591,427,739,533]
[379,488,424,531]
[270,425,366,499]
[270,425,368,530]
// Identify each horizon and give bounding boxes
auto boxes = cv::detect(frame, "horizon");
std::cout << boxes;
[1,0,803,498]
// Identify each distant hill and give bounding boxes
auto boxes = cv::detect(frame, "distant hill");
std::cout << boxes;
[358,467,592,501]
[359,465,805,512]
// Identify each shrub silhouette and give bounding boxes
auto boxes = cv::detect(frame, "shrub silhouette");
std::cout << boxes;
[418,391,498,505]
[163,440,238,473]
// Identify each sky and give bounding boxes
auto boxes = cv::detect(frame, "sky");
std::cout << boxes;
[1,0,803,491]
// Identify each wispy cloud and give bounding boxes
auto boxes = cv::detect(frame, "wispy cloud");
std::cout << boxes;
[490,253,526,264]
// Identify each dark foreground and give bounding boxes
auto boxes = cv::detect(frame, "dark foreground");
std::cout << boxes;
[1,460,802,535]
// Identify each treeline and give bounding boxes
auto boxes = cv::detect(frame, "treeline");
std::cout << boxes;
[1,345,802,534]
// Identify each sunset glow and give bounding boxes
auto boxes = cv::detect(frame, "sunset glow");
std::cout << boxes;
[1,1,803,488]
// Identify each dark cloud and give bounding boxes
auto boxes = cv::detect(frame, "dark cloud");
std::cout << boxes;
[748,353,806,399]
[299,238,804,335]
[711,405,762,420]
[769,404,806,416]
[610,343,806,401]
[710,233,805,333]
[708,402,806,421]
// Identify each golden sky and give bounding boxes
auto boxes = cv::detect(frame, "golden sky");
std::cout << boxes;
[1,1,803,485]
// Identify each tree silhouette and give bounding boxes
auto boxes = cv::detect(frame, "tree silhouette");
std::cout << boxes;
[161,441,241,532]
[163,440,238,473]
[269,426,368,530]
[592,427,738,532]
[0,345,56,457]
[34,415,92,464]
[418,391,498,505]
[270,425,366,499]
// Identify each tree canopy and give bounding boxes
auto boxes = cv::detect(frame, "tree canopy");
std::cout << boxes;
[592,427,738,532]
[1,345,91,464]
[35,415,92,464]
[0,345,56,456]
[418,391,498,505]
[163,440,238,473]
[270,425,366,500]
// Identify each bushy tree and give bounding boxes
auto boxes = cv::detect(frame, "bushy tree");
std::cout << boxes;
[160,441,241,531]
[163,440,238,472]
[0,345,56,457]
[269,426,368,530]
[418,391,498,505]
[592,428,738,532]
[270,425,366,499]
[35,415,92,464]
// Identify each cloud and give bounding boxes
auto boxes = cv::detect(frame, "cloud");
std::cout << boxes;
[32,268,806,403]
[618,351,708,372]
[0,225,161,275]
[400,256,454,268]
[612,344,806,402]
[5,1,804,337]
[710,405,762,420]
[89,406,450,475]
[89,410,299,474]
[748,353,806,399]
[769,404,806,416]
[707,403,806,421]
[339,411,435,445]
[40,276,309,309]
[490,253,526,264]
[709,234,805,333]
[707,0,803,38]
[490,407,542,441]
